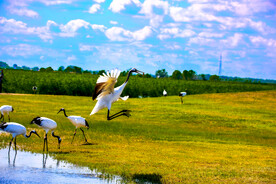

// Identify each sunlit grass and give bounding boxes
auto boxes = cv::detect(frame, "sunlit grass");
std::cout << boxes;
[0,91,275,183]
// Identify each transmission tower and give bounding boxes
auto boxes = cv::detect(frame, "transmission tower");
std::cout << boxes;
[218,54,222,76]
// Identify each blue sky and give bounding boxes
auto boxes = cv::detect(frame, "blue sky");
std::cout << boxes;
[0,0,276,79]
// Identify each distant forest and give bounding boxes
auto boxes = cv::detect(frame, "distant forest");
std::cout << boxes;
[0,61,276,84]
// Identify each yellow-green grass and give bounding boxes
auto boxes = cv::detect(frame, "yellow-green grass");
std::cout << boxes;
[0,91,275,183]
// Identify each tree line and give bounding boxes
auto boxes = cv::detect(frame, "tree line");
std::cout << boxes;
[1,69,276,97]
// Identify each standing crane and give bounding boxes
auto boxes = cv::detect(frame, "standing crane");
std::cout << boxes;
[0,122,40,154]
[90,68,143,120]
[163,90,167,97]
[0,105,14,122]
[57,108,89,144]
[179,92,187,104]
[30,117,61,152]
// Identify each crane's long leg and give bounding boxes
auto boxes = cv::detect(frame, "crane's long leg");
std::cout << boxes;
[43,133,48,152]
[52,132,61,149]
[8,137,14,163]
[181,97,183,104]
[8,137,14,154]
[107,110,131,121]
[8,114,10,122]
[71,129,77,144]
[14,137,17,151]
[13,138,17,166]
[0,114,3,121]
[79,128,88,143]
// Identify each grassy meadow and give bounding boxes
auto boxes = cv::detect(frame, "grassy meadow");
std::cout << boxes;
[0,91,275,183]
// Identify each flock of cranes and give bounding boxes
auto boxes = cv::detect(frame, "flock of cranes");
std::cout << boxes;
[0,68,188,155]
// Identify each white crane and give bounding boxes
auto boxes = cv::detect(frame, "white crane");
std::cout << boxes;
[57,108,89,144]
[0,105,14,122]
[179,92,187,104]
[0,122,40,154]
[30,117,61,152]
[90,68,143,120]
[163,90,167,97]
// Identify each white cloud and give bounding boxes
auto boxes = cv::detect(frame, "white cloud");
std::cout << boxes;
[91,24,106,32]
[8,7,39,18]
[221,33,243,48]
[38,0,73,6]
[250,36,276,47]
[109,0,141,13]
[158,27,195,40]
[133,26,152,41]
[110,20,118,25]
[94,0,105,3]
[88,4,100,14]
[139,0,169,27]
[0,17,57,42]
[105,26,152,41]
[59,19,90,37]
[198,32,224,38]
[139,0,169,15]
[0,44,42,57]
[67,55,77,61]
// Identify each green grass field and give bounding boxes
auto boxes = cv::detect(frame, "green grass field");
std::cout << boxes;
[0,91,275,183]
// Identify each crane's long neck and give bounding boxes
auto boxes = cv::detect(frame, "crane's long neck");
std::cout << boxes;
[62,110,68,117]
[25,131,35,138]
[124,70,133,84]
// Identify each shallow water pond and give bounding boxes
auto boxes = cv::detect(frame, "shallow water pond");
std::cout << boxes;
[0,147,120,184]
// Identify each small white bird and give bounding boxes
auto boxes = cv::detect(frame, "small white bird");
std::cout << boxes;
[90,68,143,120]
[0,122,40,153]
[179,92,187,104]
[30,117,61,152]
[58,108,89,144]
[163,90,167,97]
[0,105,14,122]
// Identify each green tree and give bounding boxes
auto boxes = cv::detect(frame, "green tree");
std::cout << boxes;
[209,75,220,81]
[183,70,189,80]
[172,70,182,79]
[200,74,206,81]
[188,70,196,80]
[155,69,168,78]
[40,67,46,72]
[58,66,64,72]
[98,70,105,75]
[45,67,54,72]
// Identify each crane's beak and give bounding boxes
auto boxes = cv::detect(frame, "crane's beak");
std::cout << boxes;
[57,109,62,114]
[136,70,144,76]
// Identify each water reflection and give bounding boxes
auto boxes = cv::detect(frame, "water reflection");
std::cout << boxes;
[0,147,120,184]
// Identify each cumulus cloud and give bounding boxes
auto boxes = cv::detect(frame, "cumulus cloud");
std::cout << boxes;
[59,19,90,37]
[250,36,276,47]
[8,7,39,18]
[158,26,195,40]
[110,20,118,25]
[94,0,105,3]
[105,26,152,41]
[0,44,42,57]
[139,0,169,27]
[109,0,141,13]
[67,55,77,61]
[0,17,57,42]
[221,33,243,48]
[91,24,106,32]
[88,4,101,14]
